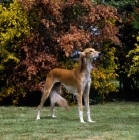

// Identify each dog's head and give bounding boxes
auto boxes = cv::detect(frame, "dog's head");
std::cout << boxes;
[79,48,101,71]
[80,48,101,61]
[83,48,101,60]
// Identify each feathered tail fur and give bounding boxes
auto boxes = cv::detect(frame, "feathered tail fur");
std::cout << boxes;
[50,88,69,110]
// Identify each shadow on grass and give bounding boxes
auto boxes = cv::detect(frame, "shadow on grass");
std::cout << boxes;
[39,115,79,122]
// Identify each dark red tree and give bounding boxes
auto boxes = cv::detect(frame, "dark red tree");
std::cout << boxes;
[1,0,121,104]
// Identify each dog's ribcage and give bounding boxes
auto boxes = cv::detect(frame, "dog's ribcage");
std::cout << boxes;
[62,75,90,95]
[62,84,77,94]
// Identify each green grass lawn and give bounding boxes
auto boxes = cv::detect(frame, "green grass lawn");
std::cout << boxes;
[0,102,139,140]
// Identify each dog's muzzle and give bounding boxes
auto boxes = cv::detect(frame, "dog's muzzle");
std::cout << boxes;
[92,52,103,61]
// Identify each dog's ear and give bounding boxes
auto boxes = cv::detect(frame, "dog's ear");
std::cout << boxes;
[79,52,86,72]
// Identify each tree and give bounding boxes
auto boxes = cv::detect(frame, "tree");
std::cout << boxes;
[0,0,31,104]
[106,0,139,100]
[0,0,121,104]
[126,37,139,94]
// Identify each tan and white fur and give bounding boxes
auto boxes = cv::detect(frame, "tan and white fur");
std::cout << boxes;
[36,48,100,123]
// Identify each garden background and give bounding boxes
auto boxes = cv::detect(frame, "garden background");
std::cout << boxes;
[0,0,139,106]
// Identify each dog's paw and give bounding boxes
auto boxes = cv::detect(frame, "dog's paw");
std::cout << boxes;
[51,115,57,118]
[80,120,85,123]
[87,119,96,123]
[36,117,40,120]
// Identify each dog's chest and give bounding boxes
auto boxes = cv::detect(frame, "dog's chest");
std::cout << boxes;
[62,76,90,94]
[82,76,90,89]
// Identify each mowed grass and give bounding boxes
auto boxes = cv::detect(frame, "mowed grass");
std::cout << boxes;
[0,102,139,140]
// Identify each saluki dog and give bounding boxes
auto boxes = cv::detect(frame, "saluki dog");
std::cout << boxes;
[36,48,101,123]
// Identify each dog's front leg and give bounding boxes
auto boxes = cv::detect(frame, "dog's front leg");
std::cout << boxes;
[84,82,95,123]
[83,92,94,122]
[77,93,84,123]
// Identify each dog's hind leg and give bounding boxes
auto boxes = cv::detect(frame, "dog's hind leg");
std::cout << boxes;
[50,83,68,118]
[36,78,54,120]
[50,83,61,118]
[50,90,57,118]
[36,89,51,120]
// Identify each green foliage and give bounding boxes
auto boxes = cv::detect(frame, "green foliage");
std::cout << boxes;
[0,0,31,104]
[105,0,139,97]
[90,42,119,103]
[107,0,138,10]
[0,0,30,69]
[0,85,27,105]
[127,36,139,77]
[60,59,78,69]
[132,6,139,30]
[91,69,118,103]
[101,44,119,70]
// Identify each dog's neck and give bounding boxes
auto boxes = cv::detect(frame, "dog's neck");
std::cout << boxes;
[77,58,93,75]
[86,59,93,73]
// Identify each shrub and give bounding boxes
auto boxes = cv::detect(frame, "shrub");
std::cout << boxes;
[0,0,31,104]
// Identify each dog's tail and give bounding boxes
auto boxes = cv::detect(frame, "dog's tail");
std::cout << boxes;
[50,90,69,110]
